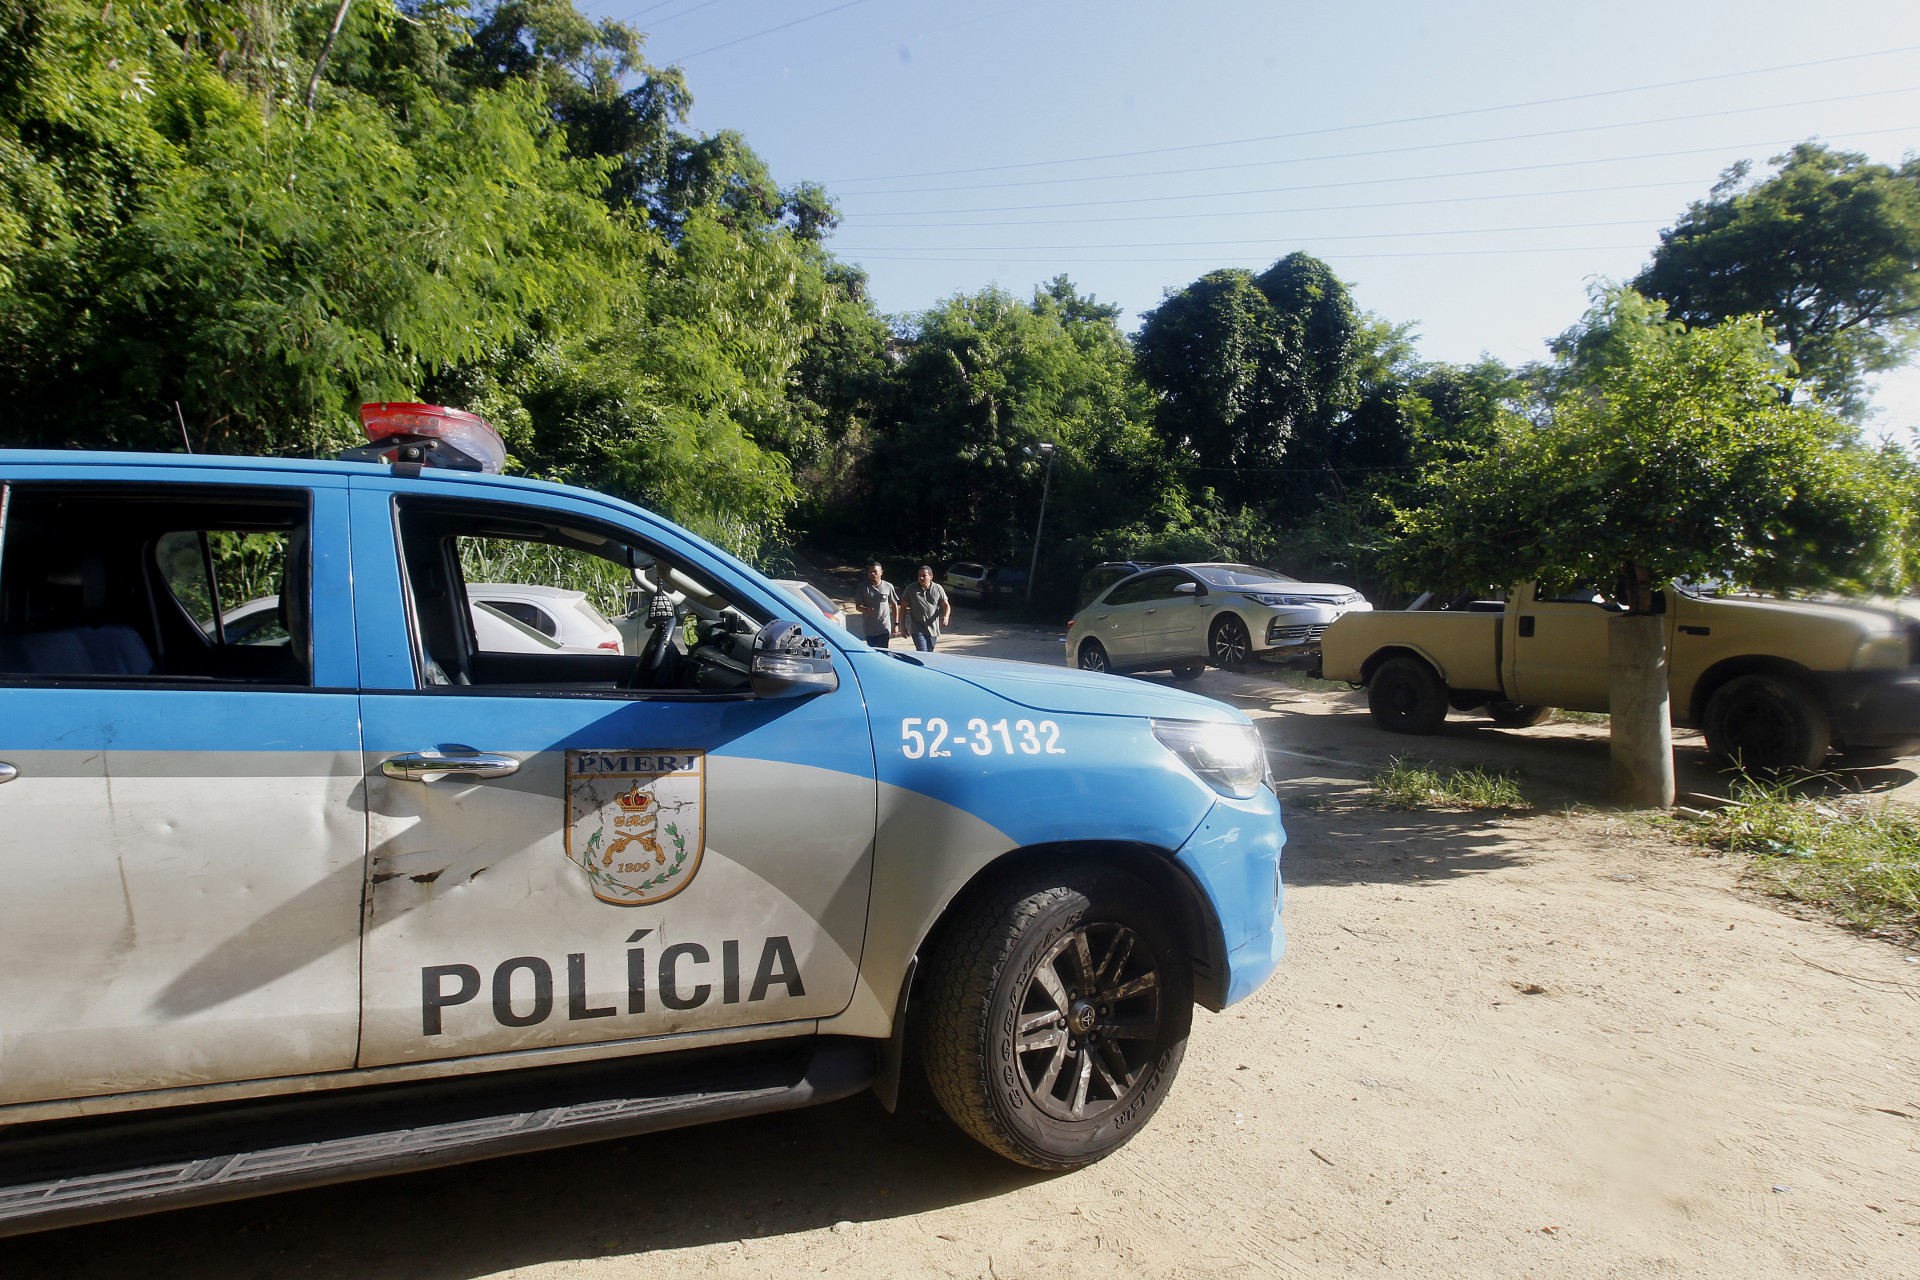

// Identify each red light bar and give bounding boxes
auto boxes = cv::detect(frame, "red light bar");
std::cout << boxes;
[352,402,506,474]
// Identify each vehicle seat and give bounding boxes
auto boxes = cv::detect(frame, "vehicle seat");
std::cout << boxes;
[0,624,156,676]
[0,554,158,677]
[276,528,313,683]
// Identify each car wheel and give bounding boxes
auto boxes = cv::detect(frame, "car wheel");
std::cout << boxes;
[918,865,1193,1171]
[1077,640,1110,673]
[1367,656,1448,735]
[1170,664,1204,682]
[1485,701,1552,728]
[1208,615,1251,671]
[1704,675,1831,772]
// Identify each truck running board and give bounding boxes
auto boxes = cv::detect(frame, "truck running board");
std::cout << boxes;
[0,1038,873,1239]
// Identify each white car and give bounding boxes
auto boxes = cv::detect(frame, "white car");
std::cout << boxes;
[220,594,575,656]
[467,583,624,654]
[941,561,990,601]
[1066,562,1372,677]
[772,578,847,630]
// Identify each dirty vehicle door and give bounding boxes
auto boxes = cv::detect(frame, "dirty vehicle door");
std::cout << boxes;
[1504,582,1616,710]
[348,483,877,1068]
[0,473,365,1107]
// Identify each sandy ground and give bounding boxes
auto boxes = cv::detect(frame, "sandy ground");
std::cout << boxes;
[8,607,1919,1279]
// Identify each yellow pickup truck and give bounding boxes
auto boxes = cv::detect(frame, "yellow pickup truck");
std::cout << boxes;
[1319,582,1920,770]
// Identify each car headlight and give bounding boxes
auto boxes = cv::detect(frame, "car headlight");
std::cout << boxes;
[1152,719,1270,798]
[1242,592,1320,608]
[1850,632,1911,670]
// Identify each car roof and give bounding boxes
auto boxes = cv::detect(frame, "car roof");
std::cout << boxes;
[0,448,640,514]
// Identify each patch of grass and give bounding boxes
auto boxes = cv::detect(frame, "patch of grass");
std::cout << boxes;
[1267,665,1350,694]
[1553,709,1610,725]
[1675,778,1920,944]
[1368,758,1530,811]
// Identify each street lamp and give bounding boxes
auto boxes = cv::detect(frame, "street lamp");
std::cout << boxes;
[1023,442,1056,605]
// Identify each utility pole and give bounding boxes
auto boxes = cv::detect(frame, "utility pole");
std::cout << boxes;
[1024,442,1056,605]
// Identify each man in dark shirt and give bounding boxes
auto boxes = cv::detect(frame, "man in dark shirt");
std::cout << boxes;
[853,562,902,647]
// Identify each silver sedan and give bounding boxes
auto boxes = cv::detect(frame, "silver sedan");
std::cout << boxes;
[1064,562,1370,676]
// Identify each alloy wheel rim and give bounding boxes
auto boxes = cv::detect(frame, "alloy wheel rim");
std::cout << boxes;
[1012,922,1162,1122]
[1214,621,1248,666]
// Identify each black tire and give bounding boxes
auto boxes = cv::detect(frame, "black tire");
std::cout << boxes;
[1076,639,1110,673]
[1704,675,1831,773]
[1208,615,1252,671]
[1170,664,1204,682]
[918,866,1193,1171]
[1367,656,1448,735]
[1486,701,1553,728]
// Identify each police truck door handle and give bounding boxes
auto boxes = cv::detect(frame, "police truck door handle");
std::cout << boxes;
[0,762,16,785]
[381,751,521,783]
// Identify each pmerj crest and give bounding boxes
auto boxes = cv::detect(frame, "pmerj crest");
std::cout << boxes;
[564,751,706,905]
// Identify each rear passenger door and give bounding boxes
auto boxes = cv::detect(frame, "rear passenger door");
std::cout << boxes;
[1507,582,1616,709]
[0,470,365,1108]
[1136,568,1209,663]
[1081,572,1161,664]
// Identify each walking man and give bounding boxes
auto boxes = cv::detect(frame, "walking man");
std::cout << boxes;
[904,564,952,652]
[854,561,902,648]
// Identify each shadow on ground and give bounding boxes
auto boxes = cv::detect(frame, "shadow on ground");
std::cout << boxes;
[1275,799,1532,889]
[1,1093,1044,1280]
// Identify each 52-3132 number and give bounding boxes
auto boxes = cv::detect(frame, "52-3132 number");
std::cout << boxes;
[900,717,1066,759]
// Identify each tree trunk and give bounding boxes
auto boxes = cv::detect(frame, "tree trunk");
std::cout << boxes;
[1608,612,1674,808]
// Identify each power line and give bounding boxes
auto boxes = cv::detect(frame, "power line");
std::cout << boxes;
[847,245,1652,265]
[644,0,727,30]
[827,43,1920,183]
[835,88,1918,197]
[674,0,869,63]
[843,179,1708,230]
[836,125,1920,217]
[834,219,1660,253]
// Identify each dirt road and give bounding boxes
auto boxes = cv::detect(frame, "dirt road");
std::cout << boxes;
[8,611,1918,1278]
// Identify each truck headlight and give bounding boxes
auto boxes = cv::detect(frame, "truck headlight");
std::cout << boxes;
[1152,719,1269,798]
[1850,633,1910,670]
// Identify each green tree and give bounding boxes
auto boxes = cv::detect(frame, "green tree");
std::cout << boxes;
[860,279,1164,581]
[1632,143,1920,418]
[1134,252,1358,506]
[1385,288,1917,804]
[0,0,839,558]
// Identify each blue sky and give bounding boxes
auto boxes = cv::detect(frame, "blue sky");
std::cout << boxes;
[609,0,1920,432]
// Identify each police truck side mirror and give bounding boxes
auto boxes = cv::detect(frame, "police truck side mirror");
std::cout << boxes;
[750,620,839,698]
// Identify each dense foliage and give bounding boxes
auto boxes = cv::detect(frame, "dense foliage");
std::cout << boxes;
[1634,144,1920,420]
[3,0,1915,609]
[1384,288,1920,602]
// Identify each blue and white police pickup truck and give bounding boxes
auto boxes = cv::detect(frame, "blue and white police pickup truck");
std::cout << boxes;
[0,406,1286,1235]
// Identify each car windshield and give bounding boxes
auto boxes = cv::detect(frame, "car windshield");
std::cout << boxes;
[1191,564,1298,588]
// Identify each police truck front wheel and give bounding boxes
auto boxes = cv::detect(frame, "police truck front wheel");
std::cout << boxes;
[918,866,1193,1170]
